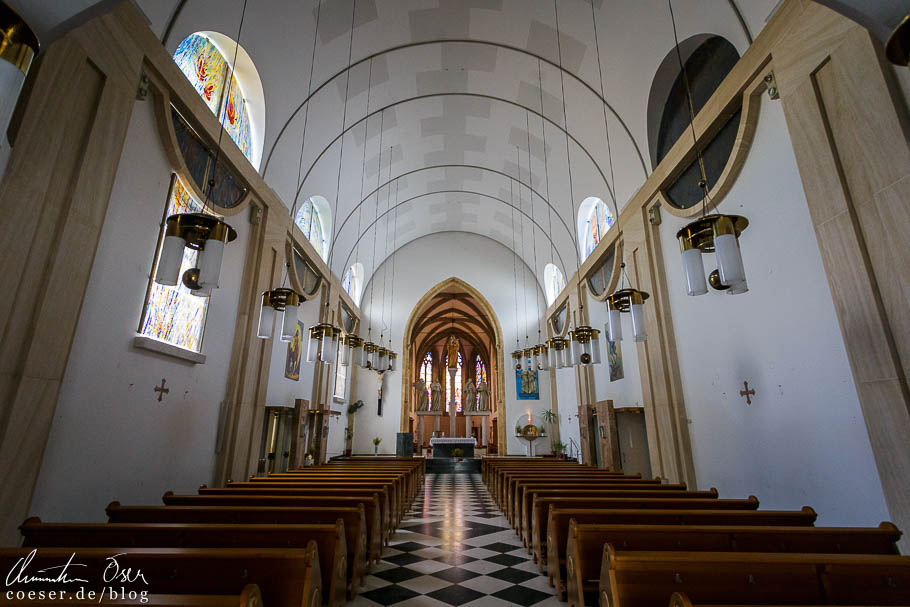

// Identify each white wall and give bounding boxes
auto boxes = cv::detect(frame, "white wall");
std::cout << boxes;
[350,232,551,455]
[657,97,889,526]
[264,298,322,408]
[554,366,582,462]
[30,99,250,522]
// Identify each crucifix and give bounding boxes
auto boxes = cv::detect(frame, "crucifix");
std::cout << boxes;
[740,381,755,405]
[154,378,169,402]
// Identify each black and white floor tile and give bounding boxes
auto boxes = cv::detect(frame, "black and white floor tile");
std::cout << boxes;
[350,473,560,606]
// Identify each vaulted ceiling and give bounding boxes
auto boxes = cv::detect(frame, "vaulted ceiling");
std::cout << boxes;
[19,0,898,293]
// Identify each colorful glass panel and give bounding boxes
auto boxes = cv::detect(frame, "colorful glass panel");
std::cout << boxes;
[474,356,487,408]
[173,33,255,164]
[342,268,352,296]
[420,352,433,404]
[583,199,615,260]
[445,352,464,413]
[294,198,326,258]
[140,178,209,352]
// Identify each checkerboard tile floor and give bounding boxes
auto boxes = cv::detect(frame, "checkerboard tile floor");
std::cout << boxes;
[349,473,561,606]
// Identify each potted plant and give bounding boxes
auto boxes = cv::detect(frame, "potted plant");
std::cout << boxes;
[515,424,523,436]
[541,409,557,453]
[553,441,567,459]
[372,436,382,456]
[452,447,464,462]
[343,427,354,457]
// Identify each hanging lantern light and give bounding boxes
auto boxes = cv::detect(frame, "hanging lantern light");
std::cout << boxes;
[341,335,362,367]
[256,288,301,341]
[606,288,650,343]
[376,347,389,372]
[155,213,237,293]
[535,343,549,371]
[361,341,378,369]
[547,337,566,369]
[320,325,340,364]
[568,326,601,366]
[511,350,523,371]
[388,351,397,372]
[677,215,749,296]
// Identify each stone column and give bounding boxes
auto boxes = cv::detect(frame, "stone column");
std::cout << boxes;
[417,415,424,453]
[465,414,473,442]
[481,420,487,448]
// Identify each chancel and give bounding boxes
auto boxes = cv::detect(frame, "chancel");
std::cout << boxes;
[1,0,909,605]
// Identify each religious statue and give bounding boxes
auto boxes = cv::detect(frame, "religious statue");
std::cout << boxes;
[430,380,444,411]
[463,378,477,412]
[477,380,491,412]
[412,378,429,412]
[520,368,538,395]
[446,335,460,368]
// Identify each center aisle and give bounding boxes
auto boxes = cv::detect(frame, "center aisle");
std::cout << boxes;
[352,472,559,606]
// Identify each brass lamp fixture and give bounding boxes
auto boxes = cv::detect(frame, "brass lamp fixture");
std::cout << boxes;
[606,262,651,342]
[511,350,523,371]
[534,343,550,371]
[567,325,602,366]
[547,337,567,369]
[155,213,237,295]
[306,323,341,365]
[340,334,362,367]
[256,287,302,342]
[677,213,749,296]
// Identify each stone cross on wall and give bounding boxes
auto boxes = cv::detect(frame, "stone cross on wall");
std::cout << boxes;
[154,378,169,402]
[740,381,755,405]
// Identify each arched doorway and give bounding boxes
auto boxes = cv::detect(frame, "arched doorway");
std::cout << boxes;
[399,278,506,455]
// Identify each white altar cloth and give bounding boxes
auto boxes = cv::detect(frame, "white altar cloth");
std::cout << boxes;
[429,437,476,446]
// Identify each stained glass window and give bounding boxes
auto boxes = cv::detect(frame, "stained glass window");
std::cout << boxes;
[139,177,209,352]
[420,352,433,404]
[474,356,487,408]
[445,351,464,413]
[334,342,347,399]
[544,263,566,305]
[173,33,253,164]
[582,198,615,260]
[295,197,327,260]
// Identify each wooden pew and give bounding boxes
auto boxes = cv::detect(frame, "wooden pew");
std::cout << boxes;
[668,593,910,607]
[234,478,404,525]
[565,521,902,607]
[107,502,380,568]
[0,583,263,606]
[598,547,910,607]
[522,488,717,559]
[20,518,351,605]
[261,472,408,510]
[0,546,322,607]
[545,506,819,601]
[483,461,592,502]
[501,473,653,513]
[533,496,759,565]
[517,484,706,542]
[161,491,393,545]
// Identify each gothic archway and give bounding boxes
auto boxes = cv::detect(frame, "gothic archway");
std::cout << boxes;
[400,277,506,455]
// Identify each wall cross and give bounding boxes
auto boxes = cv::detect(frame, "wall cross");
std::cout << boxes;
[154,378,169,402]
[740,381,755,405]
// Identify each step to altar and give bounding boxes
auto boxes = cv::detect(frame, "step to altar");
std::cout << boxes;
[425,457,482,473]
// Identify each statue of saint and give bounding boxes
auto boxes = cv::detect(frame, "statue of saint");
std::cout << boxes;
[412,378,429,412]
[446,336,460,368]
[477,380,491,411]
[430,380,444,411]
[463,378,477,412]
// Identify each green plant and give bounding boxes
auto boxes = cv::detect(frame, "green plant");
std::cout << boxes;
[541,409,557,424]
[552,441,567,453]
[452,448,464,458]
[372,437,382,446]
[344,427,354,441]
[348,400,364,415]
[515,425,523,435]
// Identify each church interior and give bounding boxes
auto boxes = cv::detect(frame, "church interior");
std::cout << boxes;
[1,0,910,605]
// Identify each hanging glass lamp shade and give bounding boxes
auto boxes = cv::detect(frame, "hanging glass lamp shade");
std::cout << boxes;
[589,329,602,364]
[306,325,322,362]
[256,288,301,341]
[320,325,340,364]
[155,213,237,292]
[0,4,38,179]
[535,344,549,371]
[677,214,748,296]
[389,351,397,372]
[511,350,522,371]
[607,300,623,342]
[569,326,600,365]
[547,337,566,369]
[341,335,362,367]
[377,347,389,372]
[363,341,379,369]
[606,288,651,343]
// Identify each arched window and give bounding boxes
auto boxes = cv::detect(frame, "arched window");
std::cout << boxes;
[445,351,464,413]
[342,262,363,303]
[295,196,329,260]
[544,263,566,306]
[139,176,210,352]
[420,352,433,405]
[474,355,487,409]
[173,32,264,168]
[647,35,741,209]
[578,197,615,261]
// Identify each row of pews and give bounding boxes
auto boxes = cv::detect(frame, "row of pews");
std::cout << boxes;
[482,457,910,607]
[1,457,423,606]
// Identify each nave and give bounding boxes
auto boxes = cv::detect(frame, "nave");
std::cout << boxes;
[352,473,557,607]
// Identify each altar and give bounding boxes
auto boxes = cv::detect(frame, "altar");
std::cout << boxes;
[429,437,476,458]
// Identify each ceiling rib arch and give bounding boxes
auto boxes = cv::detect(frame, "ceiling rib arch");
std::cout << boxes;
[292,91,617,213]
[263,38,648,179]
[339,185,571,278]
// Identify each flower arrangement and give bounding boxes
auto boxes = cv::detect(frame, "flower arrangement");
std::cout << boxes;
[452,448,464,458]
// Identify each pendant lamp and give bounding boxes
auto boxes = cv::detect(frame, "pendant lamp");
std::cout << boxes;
[256,288,301,341]
[155,213,237,293]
